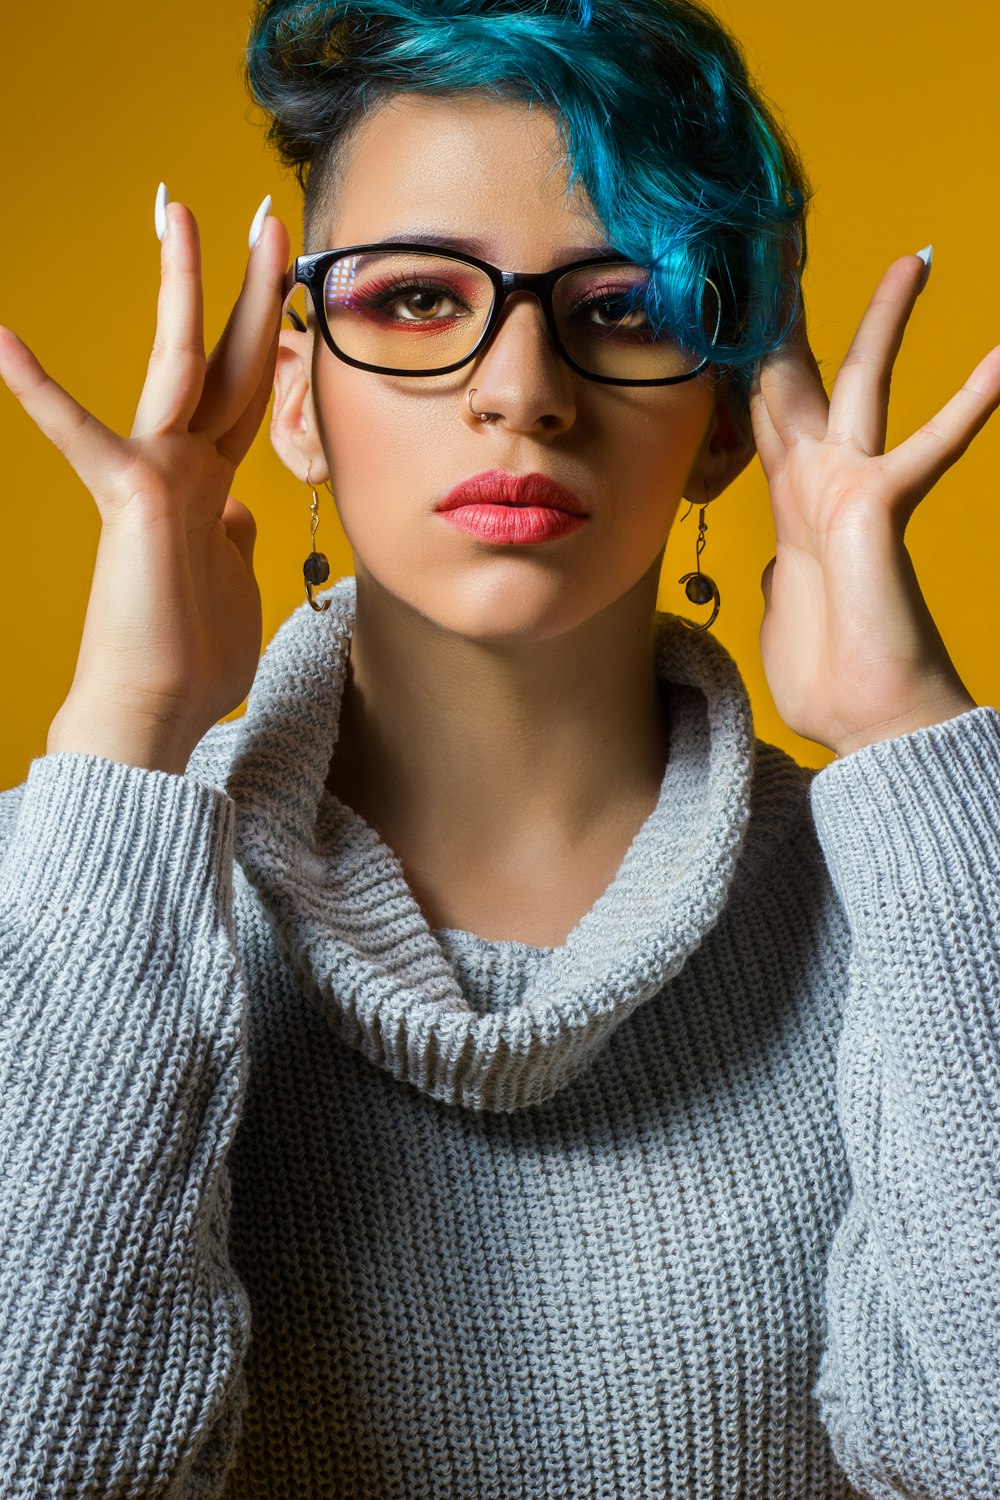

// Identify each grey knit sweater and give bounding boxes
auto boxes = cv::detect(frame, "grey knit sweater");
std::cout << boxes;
[1,574,998,1499]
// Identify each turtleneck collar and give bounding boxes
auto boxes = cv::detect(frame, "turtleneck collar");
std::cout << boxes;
[227,578,756,1112]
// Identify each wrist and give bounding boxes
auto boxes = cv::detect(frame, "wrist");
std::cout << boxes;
[47,695,201,776]
[832,692,979,759]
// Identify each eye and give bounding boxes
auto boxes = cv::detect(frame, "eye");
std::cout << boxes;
[572,285,650,333]
[355,276,474,323]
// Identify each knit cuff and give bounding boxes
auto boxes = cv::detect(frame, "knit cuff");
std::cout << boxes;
[0,752,236,935]
[808,704,1000,905]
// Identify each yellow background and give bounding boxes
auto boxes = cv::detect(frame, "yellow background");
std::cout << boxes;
[1,1,998,790]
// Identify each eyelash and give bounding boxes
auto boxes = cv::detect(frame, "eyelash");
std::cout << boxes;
[342,274,649,324]
[342,274,474,317]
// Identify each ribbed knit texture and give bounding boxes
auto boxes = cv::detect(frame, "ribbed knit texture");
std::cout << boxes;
[1,573,997,1498]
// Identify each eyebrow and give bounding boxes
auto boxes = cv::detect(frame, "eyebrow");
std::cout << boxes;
[377,230,620,261]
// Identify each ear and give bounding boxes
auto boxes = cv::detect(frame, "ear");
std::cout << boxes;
[269,326,330,486]
[683,379,757,504]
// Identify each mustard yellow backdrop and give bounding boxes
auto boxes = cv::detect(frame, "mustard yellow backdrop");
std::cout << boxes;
[1,0,998,790]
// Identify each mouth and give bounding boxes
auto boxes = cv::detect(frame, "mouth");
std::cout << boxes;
[436,469,589,517]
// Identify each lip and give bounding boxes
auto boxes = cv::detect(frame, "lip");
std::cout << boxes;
[438,505,587,545]
[437,469,589,518]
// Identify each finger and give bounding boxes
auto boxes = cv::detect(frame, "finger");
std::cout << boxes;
[748,366,785,477]
[756,293,830,445]
[826,255,926,455]
[0,326,126,507]
[215,297,283,469]
[882,342,1000,503]
[192,211,290,443]
[131,199,206,437]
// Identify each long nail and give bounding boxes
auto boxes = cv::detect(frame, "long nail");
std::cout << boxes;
[249,194,272,251]
[155,182,170,242]
[916,244,933,291]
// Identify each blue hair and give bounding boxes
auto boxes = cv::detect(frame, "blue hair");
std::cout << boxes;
[244,0,811,417]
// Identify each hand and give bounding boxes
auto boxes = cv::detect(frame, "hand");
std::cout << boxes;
[0,194,290,773]
[749,252,1000,758]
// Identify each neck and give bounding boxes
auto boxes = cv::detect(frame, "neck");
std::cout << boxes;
[329,561,669,833]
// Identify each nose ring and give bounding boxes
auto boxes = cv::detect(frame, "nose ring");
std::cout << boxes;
[468,388,500,423]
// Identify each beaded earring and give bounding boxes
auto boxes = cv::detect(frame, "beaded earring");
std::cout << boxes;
[303,462,332,613]
[677,499,721,631]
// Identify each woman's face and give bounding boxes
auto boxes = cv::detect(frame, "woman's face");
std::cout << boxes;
[274,92,749,641]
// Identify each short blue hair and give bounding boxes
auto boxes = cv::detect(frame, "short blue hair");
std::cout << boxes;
[244,0,811,419]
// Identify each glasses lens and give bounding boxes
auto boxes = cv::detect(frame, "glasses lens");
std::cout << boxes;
[320,251,718,379]
[323,251,494,372]
[553,264,714,380]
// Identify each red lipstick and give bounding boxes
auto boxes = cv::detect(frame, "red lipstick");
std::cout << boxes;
[435,469,590,545]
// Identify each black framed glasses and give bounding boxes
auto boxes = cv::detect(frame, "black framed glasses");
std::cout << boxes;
[282,243,721,387]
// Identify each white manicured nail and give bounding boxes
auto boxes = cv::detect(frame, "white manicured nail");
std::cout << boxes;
[152,183,167,241]
[155,182,170,242]
[916,244,933,289]
[249,194,271,251]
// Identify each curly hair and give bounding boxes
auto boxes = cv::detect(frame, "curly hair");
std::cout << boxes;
[243,0,811,423]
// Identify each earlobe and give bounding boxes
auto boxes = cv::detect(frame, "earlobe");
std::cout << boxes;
[270,328,329,484]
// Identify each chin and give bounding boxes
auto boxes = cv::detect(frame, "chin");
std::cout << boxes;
[394,562,629,646]
[420,593,578,645]
[352,533,665,644]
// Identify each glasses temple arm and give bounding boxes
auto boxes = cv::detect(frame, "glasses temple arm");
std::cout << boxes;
[282,264,307,332]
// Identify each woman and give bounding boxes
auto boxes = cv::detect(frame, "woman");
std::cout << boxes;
[0,0,998,1495]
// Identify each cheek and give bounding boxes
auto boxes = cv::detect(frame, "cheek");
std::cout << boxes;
[585,400,713,548]
[315,374,390,491]
[619,391,714,488]
[312,372,428,548]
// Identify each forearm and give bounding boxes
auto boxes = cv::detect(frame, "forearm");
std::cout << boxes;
[0,755,250,1495]
[810,705,1000,1499]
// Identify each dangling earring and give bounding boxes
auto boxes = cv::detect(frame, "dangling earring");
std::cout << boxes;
[677,498,721,631]
[303,462,332,613]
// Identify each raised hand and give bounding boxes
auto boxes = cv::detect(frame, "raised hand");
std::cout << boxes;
[0,187,290,774]
[750,251,1000,758]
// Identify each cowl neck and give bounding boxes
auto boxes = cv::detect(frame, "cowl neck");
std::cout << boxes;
[227,578,756,1112]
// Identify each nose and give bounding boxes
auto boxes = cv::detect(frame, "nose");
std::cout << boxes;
[464,291,577,433]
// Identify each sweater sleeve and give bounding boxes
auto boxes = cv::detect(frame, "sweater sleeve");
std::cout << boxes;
[0,751,251,1499]
[808,704,1000,1500]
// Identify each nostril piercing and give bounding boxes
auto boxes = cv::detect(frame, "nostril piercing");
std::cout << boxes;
[468,388,501,423]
